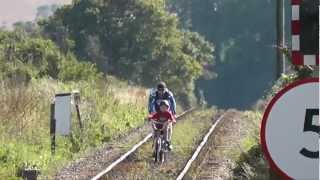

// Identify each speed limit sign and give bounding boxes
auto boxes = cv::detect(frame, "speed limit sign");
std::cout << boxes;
[261,78,319,179]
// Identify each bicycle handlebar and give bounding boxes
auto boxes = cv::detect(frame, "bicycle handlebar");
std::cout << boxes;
[150,120,168,131]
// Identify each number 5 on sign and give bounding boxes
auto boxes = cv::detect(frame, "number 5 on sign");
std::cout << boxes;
[300,109,319,159]
[261,78,319,180]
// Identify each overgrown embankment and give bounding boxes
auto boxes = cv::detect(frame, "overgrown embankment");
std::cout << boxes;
[183,74,310,179]
[0,76,149,179]
[0,28,152,179]
[231,73,311,179]
[178,110,268,180]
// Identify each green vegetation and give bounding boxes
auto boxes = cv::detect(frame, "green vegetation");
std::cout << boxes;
[2,0,317,179]
[0,29,149,178]
[231,73,305,179]
[168,0,290,109]
[0,30,101,82]
[0,1,216,177]
[0,77,148,179]
[232,111,269,179]
[40,0,215,106]
[172,109,215,156]
[169,0,318,109]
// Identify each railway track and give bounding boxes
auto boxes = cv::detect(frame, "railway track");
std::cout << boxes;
[91,108,195,180]
[193,110,243,180]
[91,109,229,180]
[175,112,226,180]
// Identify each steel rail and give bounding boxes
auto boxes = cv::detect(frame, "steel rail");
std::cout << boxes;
[91,108,195,180]
[176,112,227,180]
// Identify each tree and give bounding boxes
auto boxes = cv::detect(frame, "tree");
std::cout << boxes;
[169,0,279,109]
[41,0,215,106]
[36,4,60,20]
[0,30,100,83]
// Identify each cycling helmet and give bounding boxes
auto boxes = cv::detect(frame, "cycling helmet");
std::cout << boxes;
[159,100,170,108]
[157,81,166,91]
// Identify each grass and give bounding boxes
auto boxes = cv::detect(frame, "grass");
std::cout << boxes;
[172,109,216,156]
[179,110,269,179]
[0,76,148,179]
[230,74,302,179]
[231,111,269,179]
[239,111,261,151]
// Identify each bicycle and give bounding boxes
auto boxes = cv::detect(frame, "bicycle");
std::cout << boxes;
[151,120,169,164]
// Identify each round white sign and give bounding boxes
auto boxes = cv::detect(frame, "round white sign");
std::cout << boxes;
[261,78,319,179]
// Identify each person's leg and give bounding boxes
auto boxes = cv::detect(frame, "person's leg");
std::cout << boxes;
[164,122,173,150]
[163,123,169,142]
[152,128,158,157]
[167,122,172,142]
[153,128,158,146]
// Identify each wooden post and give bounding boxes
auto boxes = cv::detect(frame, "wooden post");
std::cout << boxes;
[75,104,83,129]
[75,103,84,143]
[72,91,83,130]
[73,92,83,143]
[50,103,56,155]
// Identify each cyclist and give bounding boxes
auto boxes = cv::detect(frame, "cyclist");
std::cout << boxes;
[148,100,176,150]
[148,82,176,116]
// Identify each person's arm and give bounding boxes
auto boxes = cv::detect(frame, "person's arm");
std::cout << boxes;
[148,91,156,114]
[150,113,160,129]
[167,111,176,123]
[168,91,176,115]
[149,112,159,120]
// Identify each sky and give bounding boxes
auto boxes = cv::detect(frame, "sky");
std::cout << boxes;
[0,0,71,27]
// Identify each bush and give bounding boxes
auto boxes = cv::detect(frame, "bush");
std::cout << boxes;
[0,77,148,178]
[58,54,102,82]
[232,111,268,179]
[0,30,101,83]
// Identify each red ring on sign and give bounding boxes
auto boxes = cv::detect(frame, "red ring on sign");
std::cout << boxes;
[260,77,319,180]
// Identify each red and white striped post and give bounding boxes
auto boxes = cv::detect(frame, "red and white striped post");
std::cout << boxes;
[291,0,319,65]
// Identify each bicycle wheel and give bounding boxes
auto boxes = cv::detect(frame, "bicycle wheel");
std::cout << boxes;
[154,138,161,163]
[160,140,166,163]
[160,150,165,163]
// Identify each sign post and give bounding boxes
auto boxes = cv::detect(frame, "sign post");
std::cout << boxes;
[261,78,319,179]
[72,90,83,129]
[50,103,56,155]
